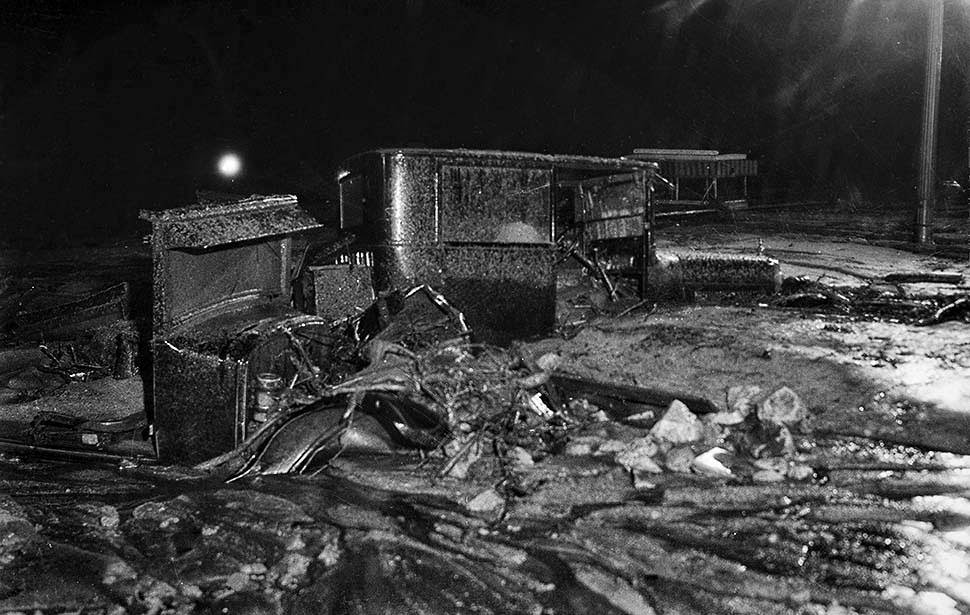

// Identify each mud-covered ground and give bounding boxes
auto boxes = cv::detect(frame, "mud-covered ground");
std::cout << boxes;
[1,227,969,614]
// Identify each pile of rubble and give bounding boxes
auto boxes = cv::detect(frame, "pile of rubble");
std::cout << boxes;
[215,310,824,505]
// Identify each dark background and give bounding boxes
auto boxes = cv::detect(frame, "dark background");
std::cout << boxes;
[2,0,969,243]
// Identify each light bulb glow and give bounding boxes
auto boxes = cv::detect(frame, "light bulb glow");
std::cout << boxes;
[217,153,242,177]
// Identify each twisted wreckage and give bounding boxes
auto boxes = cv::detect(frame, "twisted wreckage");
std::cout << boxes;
[10,147,775,466]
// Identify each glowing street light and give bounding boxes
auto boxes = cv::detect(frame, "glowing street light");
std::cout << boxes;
[217,152,242,178]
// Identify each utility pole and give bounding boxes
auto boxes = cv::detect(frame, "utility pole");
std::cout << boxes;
[916,0,944,244]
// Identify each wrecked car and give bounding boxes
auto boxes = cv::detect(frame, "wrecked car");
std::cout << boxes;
[301,148,661,343]
[0,149,666,467]
[140,196,337,464]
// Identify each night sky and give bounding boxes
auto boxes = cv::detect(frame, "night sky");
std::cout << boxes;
[2,0,969,242]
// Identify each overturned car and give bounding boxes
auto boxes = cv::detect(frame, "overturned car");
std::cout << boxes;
[0,149,672,467]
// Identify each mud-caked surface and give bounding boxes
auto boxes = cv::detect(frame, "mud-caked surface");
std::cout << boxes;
[2,236,970,614]
[3,296,970,615]
[1,426,970,615]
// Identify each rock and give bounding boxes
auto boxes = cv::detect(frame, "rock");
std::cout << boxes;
[623,410,655,427]
[276,552,312,589]
[535,352,562,372]
[564,442,593,456]
[0,497,37,557]
[99,505,120,529]
[757,386,807,425]
[649,400,703,444]
[572,564,658,615]
[240,562,268,575]
[753,457,788,474]
[595,440,628,456]
[727,385,763,415]
[824,601,851,615]
[517,371,550,389]
[700,421,724,445]
[508,446,534,467]
[565,435,605,457]
[615,438,662,473]
[706,385,763,426]
[102,559,137,585]
[590,410,610,422]
[467,489,505,514]
[179,583,203,599]
[787,464,814,481]
[690,447,735,478]
[753,469,785,483]
[664,446,695,473]
[225,571,251,592]
[706,410,747,426]
[317,538,341,567]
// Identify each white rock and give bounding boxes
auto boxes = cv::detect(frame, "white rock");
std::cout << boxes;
[624,410,655,426]
[757,386,807,425]
[649,400,703,444]
[535,352,562,372]
[508,446,534,467]
[787,464,814,481]
[691,447,734,477]
[911,591,959,615]
[564,442,593,456]
[706,410,747,426]
[752,469,785,483]
[317,539,341,567]
[467,489,505,514]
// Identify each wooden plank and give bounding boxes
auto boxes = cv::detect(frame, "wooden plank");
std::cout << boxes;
[633,148,720,156]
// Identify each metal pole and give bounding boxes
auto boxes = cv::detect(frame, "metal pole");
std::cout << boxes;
[916,0,944,244]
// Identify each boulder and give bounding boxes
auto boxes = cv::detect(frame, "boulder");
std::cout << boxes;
[757,386,807,425]
[650,400,703,444]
